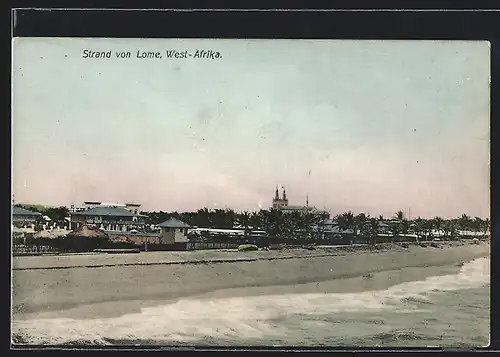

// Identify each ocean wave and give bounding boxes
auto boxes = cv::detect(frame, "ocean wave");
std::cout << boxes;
[12,257,490,346]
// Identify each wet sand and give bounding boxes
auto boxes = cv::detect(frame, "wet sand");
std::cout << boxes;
[12,241,489,319]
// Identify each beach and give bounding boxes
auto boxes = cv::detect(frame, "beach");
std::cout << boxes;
[12,241,489,317]
[11,240,490,346]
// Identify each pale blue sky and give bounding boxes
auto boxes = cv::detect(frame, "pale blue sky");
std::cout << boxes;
[12,38,490,218]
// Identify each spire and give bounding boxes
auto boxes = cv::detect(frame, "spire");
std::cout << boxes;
[282,186,287,201]
[306,193,309,207]
[274,186,279,200]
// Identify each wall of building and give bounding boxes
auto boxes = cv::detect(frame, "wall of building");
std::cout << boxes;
[125,204,141,214]
[70,213,142,232]
[160,228,175,244]
[272,199,288,209]
[174,229,189,243]
[160,228,189,244]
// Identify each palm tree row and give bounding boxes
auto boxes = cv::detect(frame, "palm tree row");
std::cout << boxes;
[142,208,490,242]
[143,208,325,239]
[335,210,490,242]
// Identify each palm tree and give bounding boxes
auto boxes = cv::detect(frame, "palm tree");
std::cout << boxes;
[196,208,211,228]
[238,211,251,236]
[423,219,434,241]
[394,210,405,221]
[432,216,444,237]
[288,211,305,239]
[390,210,407,242]
[457,214,471,236]
[443,220,458,241]
[250,211,263,231]
[224,209,237,229]
[472,217,484,236]
[368,217,380,246]
[413,217,424,240]
[482,218,491,238]
[264,208,285,239]
[400,219,410,237]
[337,211,355,234]
[354,213,368,237]
[302,211,321,241]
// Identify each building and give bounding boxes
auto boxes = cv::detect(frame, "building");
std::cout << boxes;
[70,204,147,232]
[158,218,192,244]
[378,221,391,234]
[272,186,288,209]
[124,203,141,215]
[271,186,328,218]
[12,206,41,229]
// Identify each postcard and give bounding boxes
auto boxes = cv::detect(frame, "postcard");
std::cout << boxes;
[11,38,490,348]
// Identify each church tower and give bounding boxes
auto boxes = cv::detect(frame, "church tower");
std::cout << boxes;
[272,185,289,209]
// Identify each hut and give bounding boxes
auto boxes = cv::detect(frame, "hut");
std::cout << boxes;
[157,218,192,250]
[63,225,110,252]
[158,218,191,244]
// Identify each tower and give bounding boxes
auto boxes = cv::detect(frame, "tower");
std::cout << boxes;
[272,185,289,209]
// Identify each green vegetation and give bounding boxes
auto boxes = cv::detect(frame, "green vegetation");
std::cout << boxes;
[142,208,490,244]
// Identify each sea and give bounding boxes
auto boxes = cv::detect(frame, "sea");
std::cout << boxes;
[12,257,490,348]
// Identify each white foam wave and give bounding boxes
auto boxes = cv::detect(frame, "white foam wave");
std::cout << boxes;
[12,257,490,345]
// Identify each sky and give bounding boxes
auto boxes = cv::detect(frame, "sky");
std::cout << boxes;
[12,38,490,218]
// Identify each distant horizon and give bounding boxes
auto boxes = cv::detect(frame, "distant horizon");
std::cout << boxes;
[12,39,490,219]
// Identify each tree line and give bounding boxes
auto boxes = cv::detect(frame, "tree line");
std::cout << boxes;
[142,208,490,243]
[335,210,490,245]
[14,204,490,243]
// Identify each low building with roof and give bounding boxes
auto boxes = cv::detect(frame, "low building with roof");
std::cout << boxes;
[70,205,148,232]
[158,218,192,244]
[378,221,392,234]
[12,206,42,229]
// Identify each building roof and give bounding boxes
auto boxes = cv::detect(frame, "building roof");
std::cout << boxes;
[279,205,310,210]
[72,206,147,217]
[158,218,191,228]
[12,206,42,216]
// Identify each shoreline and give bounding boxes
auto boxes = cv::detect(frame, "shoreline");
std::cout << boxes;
[12,241,489,319]
[15,263,466,321]
[12,240,485,270]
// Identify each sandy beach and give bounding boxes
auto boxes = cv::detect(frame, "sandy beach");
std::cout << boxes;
[11,240,489,320]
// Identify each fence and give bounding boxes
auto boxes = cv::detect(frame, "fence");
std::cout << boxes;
[13,244,60,256]
[189,242,240,250]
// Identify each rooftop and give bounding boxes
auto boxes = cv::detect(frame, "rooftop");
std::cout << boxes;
[12,206,42,216]
[279,205,316,211]
[72,206,147,217]
[158,218,192,229]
